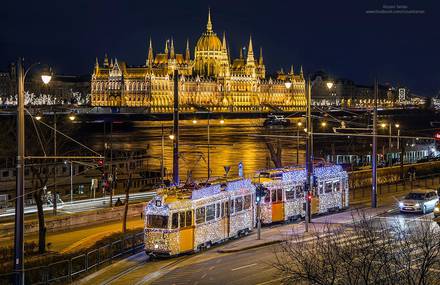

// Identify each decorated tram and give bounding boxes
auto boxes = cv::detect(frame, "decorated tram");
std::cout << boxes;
[254,165,349,224]
[144,164,349,256]
[144,179,256,256]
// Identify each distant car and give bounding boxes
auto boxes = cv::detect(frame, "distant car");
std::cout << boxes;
[399,190,439,214]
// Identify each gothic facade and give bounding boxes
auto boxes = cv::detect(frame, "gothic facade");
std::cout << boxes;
[90,11,306,112]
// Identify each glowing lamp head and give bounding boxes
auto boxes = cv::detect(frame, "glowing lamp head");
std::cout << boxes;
[169,134,175,140]
[395,123,400,128]
[284,81,292,89]
[41,74,52,85]
[68,112,76,121]
[326,81,334,90]
[321,121,327,127]
[297,122,303,127]
[381,123,387,128]
[192,119,197,124]
[220,119,225,124]
[35,113,42,121]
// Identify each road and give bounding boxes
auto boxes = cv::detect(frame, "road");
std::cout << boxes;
[79,198,440,285]
[0,192,155,218]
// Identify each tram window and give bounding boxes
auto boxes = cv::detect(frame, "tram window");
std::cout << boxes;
[206,204,215,221]
[296,186,304,198]
[216,203,221,219]
[264,192,271,203]
[147,215,168,229]
[276,189,283,202]
[286,189,295,201]
[235,197,243,212]
[325,182,332,193]
[271,190,276,203]
[318,182,324,195]
[171,213,179,229]
[230,200,235,214]
[186,211,192,227]
[196,207,205,224]
[225,201,229,216]
[334,181,341,192]
[179,212,185,228]
[244,195,251,209]
[221,202,225,217]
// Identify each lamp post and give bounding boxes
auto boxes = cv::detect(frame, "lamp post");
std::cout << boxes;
[296,122,302,165]
[372,80,378,208]
[285,76,333,232]
[14,58,51,285]
[172,69,179,186]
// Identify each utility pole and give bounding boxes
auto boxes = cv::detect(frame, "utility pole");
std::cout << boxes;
[372,79,378,208]
[172,69,179,186]
[207,112,211,179]
[53,112,57,215]
[14,58,25,285]
[109,121,113,207]
[305,76,312,232]
[296,125,300,165]
[161,123,165,185]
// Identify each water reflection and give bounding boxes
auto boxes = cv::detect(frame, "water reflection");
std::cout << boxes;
[96,118,305,180]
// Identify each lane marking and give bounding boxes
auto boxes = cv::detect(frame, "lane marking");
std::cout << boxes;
[209,266,215,270]
[231,263,257,271]
[201,273,207,279]
[256,277,283,285]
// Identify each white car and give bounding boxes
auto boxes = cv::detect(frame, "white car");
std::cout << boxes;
[399,190,439,214]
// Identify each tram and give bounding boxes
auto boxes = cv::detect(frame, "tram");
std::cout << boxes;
[144,179,255,256]
[254,164,349,224]
[144,164,348,256]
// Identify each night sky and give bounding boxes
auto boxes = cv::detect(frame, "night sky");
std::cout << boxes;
[1,0,439,96]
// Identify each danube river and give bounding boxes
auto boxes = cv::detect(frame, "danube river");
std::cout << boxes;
[88,118,305,180]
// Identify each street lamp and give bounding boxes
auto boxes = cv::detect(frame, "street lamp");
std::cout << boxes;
[192,119,197,124]
[326,81,334,90]
[14,59,51,285]
[220,119,225,124]
[296,121,302,164]
[35,112,43,121]
[169,134,175,140]
[321,121,327,127]
[68,112,76,121]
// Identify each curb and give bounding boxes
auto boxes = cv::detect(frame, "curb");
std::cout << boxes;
[217,239,283,253]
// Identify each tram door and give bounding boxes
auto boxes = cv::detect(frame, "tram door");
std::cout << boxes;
[179,211,194,253]
[271,188,284,222]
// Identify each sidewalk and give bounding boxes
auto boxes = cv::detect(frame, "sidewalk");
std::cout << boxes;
[217,205,392,253]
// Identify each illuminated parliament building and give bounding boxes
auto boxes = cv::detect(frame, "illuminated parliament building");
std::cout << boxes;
[90,11,306,112]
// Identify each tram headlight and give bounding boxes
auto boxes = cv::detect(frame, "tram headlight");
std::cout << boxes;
[399,202,404,207]
[434,207,439,212]
[415,203,420,208]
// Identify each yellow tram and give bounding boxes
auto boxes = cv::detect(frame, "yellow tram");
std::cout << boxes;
[144,179,256,256]
[254,165,349,224]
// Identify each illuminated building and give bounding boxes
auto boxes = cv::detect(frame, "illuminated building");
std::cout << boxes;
[91,10,306,112]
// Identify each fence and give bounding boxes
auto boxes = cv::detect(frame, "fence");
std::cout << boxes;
[350,172,440,201]
[0,231,144,285]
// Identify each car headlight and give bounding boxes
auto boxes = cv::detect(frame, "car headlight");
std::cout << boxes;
[435,207,439,212]
[415,203,420,207]
[399,202,404,207]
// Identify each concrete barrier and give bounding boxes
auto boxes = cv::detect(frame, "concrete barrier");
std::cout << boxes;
[0,203,145,237]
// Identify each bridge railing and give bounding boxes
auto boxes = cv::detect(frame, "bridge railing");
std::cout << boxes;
[0,231,144,285]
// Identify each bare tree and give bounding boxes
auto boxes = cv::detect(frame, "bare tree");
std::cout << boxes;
[265,139,282,168]
[30,164,49,253]
[273,212,440,285]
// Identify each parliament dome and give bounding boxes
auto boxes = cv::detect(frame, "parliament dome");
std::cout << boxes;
[195,9,222,52]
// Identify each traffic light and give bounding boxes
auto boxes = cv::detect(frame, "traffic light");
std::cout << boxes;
[307,192,312,203]
[256,184,268,203]
[96,159,104,173]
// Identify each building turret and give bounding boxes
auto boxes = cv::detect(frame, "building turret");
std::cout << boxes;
[185,39,190,63]
[95,57,99,70]
[164,40,169,57]
[104,53,109,67]
[259,47,264,65]
[110,58,114,68]
[147,38,154,66]
[170,38,175,59]
[246,35,256,76]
